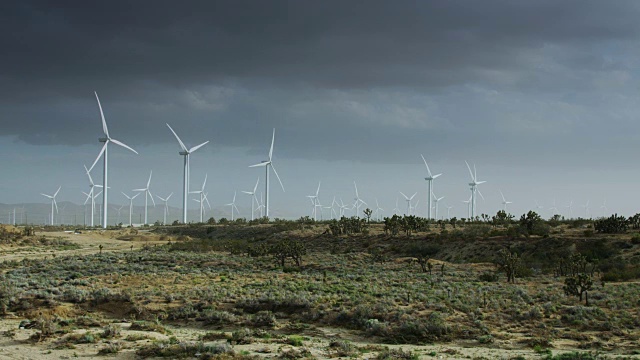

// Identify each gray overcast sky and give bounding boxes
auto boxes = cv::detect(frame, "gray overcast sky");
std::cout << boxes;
[1,0,639,222]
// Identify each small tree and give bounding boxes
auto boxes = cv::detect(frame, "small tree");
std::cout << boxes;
[563,273,593,305]
[271,239,306,267]
[495,248,520,283]
[363,208,373,223]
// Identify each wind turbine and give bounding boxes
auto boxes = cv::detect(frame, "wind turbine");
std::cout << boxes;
[249,128,285,218]
[549,199,559,216]
[306,181,322,220]
[399,191,417,215]
[462,195,471,219]
[242,178,260,221]
[83,165,103,227]
[499,190,512,212]
[534,200,544,212]
[465,161,486,219]
[421,154,442,219]
[122,192,140,227]
[583,200,590,219]
[189,174,209,222]
[601,199,608,217]
[374,198,384,221]
[565,200,574,218]
[133,171,155,225]
[445,205,453,219]
[41,186,61,225]
[432,192,444,220]
[226,191,240,221]
[393,198,400,215]
[166,123,209,224]
[156,192,173,225]
[353,181,367,217]
[114,205,125,226]
[89,92,138,229]
[338,198,349,218]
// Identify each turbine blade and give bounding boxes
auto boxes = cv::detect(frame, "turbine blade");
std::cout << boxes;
[202,173,207,190]
[253,178,260,193]
[271,164,285,192]
[500,190,506,202]
[410,192,417,200]
[133,188,146,192]
[269,128,275,160]
[166,123,188,152]
[166,193,173,201]
[477,188,485,200]
[465,161,475,181]
[89,143,108,173]
[189,141,209,153]
[122,192,132,200]
[147,171,153,188]
[95,91,109,138]
[53,199,58,213]
[110,138,138,154]
[433,173,442,179]
[131,193,140,199]
[149,191,156,206]
[41,193,53,199]
[249,162,268,168]
[54,186,61,197]
[420,154,433,177]
[399,191,408,200]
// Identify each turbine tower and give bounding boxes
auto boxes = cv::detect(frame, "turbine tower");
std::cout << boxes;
[40,186,61,225]
[156,192,173,225]
[133,171,155,225]
[565,200,574,218]
[306,181,322,220]
[374,198,384,221]
[393,198,400,215]
[400,191,417,215]
[465,161,486,219]
[500,190,512,212]
[445,205,453,219]
[462,196,471,219]
[122,192,140,227]
[166,123,209,224]
[421,154,442,220]
[242,178,260,221]
[249,129,284,218]
[90,92,138,229]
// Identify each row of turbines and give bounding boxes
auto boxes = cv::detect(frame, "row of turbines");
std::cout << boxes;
[33,92,609,227]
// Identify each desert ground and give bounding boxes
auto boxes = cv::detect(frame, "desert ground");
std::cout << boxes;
[0,218,638,360]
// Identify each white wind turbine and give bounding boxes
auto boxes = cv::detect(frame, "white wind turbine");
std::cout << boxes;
[324,197,338,220]
[583,200,590,219]
[393,198,400,215]
[242,178,260,221]
[338,198,349,218]
[83,165,103,227]
[41,186,61,225]
[411,199,420,215]
[462,195,471,219]
[432,191,444,220]
[306,181,322,220]
[421,154,442,220]
[399,191,417,215]
[445,205,453,219]
[565,200,574,218]
[374,198,384,221]
[133,171,155,225]
[122,192,140,227]
[226,191,240,221]
[249,129,285,218]
[189,174,209,222]
[549,199,559,216]
[465,161,486,219]
[499,190,512,212]
[534,200,544,212]
[166,123,209,224]
[353,181,367,217]
[156,192,173,225]
[114,205,125,226]
[601,199,608,217]
[89,92,138,229]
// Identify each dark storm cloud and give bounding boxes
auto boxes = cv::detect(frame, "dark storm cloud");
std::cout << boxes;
[1,0,640,164]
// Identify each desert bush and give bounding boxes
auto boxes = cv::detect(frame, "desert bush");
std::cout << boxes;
[328,340,357,357]
[129,321,170,334]
[98,341,122,354]
[136,341,232,358]
[102,324,121,339]
[495,248,521,283]
[375,348,419,360]
[594,214,628,234]
[270,239,306,267]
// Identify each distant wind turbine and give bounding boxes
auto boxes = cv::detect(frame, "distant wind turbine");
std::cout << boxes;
[166,123,209,224]
[499,190,512,212]
[156,192,173,225]
[189,174,209,222]
[226,191,240,221]
[400,191,417,215]
[432,192,444,220]
[465,161,486,219]
[421,154,442,220]
[122,192,140,227]
[249,128,285,218]
[41,186,61,225]
[242,178,260,221]
[353,181,367,217]
[133,171,155,225]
